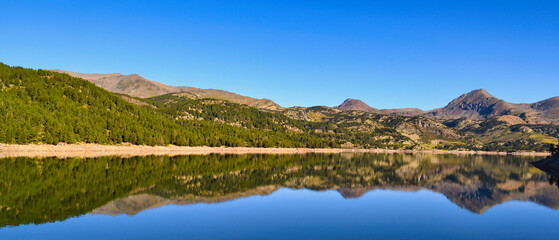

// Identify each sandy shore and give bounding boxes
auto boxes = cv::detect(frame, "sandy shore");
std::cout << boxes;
[0,144,551,158]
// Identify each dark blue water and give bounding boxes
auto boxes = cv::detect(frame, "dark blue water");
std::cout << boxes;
[0,153,558,239]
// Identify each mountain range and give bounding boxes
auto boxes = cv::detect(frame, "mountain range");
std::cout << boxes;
[53,69,559,124]
[1,62,557,151]
[51,70,282,110]
[336,89,559,124]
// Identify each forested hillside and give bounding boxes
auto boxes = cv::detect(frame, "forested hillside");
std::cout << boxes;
[147,94,463,149]
[0,63,329,147]
[0,63,181,145]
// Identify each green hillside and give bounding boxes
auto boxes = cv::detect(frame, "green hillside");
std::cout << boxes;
[0,63,179,145]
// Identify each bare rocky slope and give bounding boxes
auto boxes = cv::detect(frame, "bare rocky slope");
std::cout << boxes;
[51,70,281,110]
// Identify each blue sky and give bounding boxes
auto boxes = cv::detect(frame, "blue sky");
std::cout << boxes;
[1,0,557,109]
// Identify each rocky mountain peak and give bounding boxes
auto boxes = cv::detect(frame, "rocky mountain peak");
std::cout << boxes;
[451,89,497,105]
[427,89,514,120]
[334,98,378,113]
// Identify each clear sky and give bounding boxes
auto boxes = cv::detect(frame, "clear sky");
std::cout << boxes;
[1,0,557,110]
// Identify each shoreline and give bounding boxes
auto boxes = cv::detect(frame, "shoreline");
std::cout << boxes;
[0,144,551,158]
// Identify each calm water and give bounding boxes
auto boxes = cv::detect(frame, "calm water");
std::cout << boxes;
[0,153,558,239]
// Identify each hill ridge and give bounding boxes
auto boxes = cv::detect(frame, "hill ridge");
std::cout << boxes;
[50,69,282,110]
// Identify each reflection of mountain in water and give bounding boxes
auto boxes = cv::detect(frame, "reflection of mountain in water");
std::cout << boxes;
[92,154,559,215]
[1,153,558,227]
[93,178,559,216]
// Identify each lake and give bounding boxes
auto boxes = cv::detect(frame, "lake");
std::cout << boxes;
[0,153,558,239]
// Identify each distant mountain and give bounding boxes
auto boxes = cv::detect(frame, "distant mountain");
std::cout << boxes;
[334,98,378,112]
[51,70,282,110]
[428,89,559,124]
[333,89,559,124]
[334,99,427,116]
[530,97,559,121]
[427,89,516,120]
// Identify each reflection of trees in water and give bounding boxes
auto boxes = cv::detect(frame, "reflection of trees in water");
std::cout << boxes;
[0,153,551,228]
[549,176,559,189]
[539,143,559,189]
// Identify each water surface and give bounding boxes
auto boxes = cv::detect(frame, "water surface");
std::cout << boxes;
[0,153,558,239]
